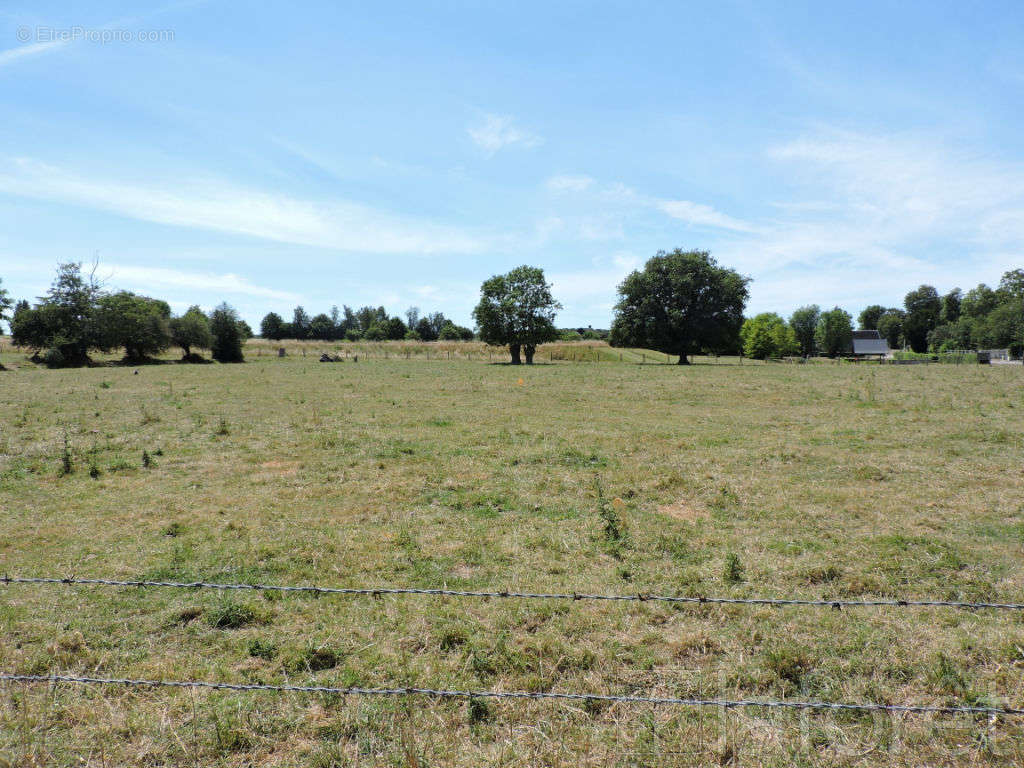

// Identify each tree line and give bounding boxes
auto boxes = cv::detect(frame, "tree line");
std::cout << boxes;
[1,255,1021,367]
[733,272,1024,360]
[2,263,248,367]
[259,305,473,343]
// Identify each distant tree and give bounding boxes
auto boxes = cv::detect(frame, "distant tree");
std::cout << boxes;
[260,312,285,340]
[210,303,245,362]
[903,285,941,353]
[363,323,387,341]
[309,313,334,341]
[342,305,357,334]
[741,313,798,359]
[815,307,854,357]
[94,292,172,361]
[474,265,561,364]
[789,305,820,356]
[998,269,1024,302]
[858,304,886,331]
[940,288,962,324]
[415,317,438,341]
[11,262,101,365]
[609,249,748,364]
[876,309,905,349]
[344,328,362,341]
[0,278,11,332]
[291,306,311,340]
[329,306,342,339]
[438,321,463,341]
[170,305,213,359]
[383,316,407,340]
[961,284,997,319]
[236,319,253,341]
[928,318,975,352]
[979,300,1024,355]
[425,312,447,339]
[405,307,421,333]
[354,306,387,333]
[404,328,422,341]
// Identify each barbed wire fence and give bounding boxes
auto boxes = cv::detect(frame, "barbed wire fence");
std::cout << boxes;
[3,673,1022,717]
[5,575,1024,611]
[3,571,1024,749]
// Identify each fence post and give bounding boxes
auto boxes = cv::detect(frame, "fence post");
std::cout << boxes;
[642,353,645,364]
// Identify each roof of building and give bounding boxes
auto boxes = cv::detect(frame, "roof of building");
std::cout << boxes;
[852,330,890,355]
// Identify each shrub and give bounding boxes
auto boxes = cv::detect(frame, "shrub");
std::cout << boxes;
[42,348,66,368]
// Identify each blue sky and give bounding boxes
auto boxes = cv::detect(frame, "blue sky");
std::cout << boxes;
[2,1,1023,329]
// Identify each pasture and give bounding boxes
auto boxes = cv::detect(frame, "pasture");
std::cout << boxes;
[2,344,1024,766]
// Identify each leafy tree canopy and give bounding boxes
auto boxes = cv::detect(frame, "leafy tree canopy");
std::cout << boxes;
[94,291,172,361]
[473,265,561,364]
[816,307,854,357]
[789,305,820,357]
[609,249,748,364]
[170,305,213,358]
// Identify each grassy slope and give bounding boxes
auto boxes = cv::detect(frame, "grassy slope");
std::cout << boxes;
[1,352,1024,766]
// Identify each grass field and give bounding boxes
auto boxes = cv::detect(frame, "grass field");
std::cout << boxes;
[2,343,1024,766]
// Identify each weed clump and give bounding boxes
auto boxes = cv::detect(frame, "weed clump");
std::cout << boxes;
[59,429,73,476]
[723,552,745,584]
[468,697,492,724]
[206,601,263,629]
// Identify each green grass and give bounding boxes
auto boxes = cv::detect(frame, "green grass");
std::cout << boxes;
[1,345,1024,765]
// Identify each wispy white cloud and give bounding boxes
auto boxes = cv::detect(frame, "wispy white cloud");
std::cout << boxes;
[468,114,542,154]
[658,200,755,232]
[545,174,594,193]
[105,264,300,302]
[0,39,68,68]
[0,157,483,255]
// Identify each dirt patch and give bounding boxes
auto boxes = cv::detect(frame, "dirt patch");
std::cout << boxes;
[657,500,708,522]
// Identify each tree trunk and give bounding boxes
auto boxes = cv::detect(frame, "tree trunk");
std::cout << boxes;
[524,345,535,364]
[509,344,521,364]
[676,353,690,365]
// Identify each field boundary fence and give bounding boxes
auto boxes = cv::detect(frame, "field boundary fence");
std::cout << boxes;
[4,573,1024,720]
[3,673,1022,717]
[5,574,1024,611]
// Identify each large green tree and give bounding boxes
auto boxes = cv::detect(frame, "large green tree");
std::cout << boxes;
[291,306,311,340]
[260,312,286,340]
[170,305,214,359]
[858,304,886,331]
[210,303,245,362]
[309,313,335,341]
[94,291,172,361]
[11,262,101,365]
[940,288,962,324]
[740,313,798,359]
[876,309,905,349]
[609,250,748,364]
[816,307,854,357]
[789,305,820,356]
[903,285,942,353]
[473,265,561,364]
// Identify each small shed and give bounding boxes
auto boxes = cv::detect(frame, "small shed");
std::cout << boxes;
[851,330,889,358]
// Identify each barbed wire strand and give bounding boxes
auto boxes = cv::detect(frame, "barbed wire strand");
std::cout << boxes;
[2,673,1021,716]
[3,575,1023,611]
